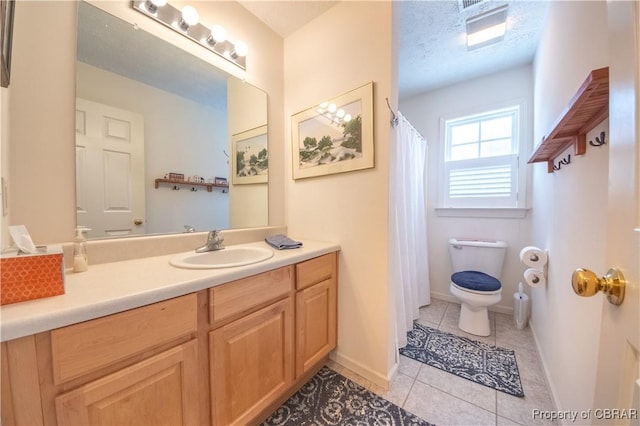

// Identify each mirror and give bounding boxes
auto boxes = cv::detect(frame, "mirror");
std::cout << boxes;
[75,2,268,239]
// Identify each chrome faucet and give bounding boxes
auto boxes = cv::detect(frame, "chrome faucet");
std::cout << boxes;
[195,230,225,253]
[184,225,196,233]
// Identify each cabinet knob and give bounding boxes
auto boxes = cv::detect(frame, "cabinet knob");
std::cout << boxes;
[571,267,626,305]
[134,219,144,226]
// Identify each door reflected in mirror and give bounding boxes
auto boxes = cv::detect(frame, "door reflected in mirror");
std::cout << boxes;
[75,1,268,239]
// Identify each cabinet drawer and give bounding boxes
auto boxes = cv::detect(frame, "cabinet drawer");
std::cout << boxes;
[209,266,293,325]
[51,294,197,384]
[296,253,336,290]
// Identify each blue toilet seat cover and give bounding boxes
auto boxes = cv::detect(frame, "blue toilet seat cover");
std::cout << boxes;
[451,271,502,292]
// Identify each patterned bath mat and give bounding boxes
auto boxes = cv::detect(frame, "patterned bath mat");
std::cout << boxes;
[262,366,433,426]
[399,323,524,397]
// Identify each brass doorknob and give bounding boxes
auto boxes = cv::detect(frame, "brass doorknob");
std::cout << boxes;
[571,268,626,305]
[134,219,144,226]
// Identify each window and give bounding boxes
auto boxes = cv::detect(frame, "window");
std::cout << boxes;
[441,106,522,209]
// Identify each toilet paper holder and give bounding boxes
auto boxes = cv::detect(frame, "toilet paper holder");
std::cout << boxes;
[571,267,626,305]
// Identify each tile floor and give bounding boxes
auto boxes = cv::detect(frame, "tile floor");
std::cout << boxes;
[328,298,558,426]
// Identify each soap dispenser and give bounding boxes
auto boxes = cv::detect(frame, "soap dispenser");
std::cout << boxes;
[73,227,90,273]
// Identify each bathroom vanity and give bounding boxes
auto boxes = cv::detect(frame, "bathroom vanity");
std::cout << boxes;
[0,240,339,426]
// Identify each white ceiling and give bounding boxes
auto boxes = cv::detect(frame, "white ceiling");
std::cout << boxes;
[237,1,340,38]
[238,0,550,99]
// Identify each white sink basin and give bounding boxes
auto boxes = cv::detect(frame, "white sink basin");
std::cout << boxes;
[169,246,274,269]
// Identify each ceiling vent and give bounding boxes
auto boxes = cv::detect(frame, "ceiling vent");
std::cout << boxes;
[458,0,487,13]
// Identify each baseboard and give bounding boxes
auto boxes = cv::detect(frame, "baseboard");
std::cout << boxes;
[430,290,514,315]
[530,322,561,413]
[330,350,391,390]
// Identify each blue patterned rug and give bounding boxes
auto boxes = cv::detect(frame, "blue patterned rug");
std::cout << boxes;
[399,323,524,397]
[262,366,433,425]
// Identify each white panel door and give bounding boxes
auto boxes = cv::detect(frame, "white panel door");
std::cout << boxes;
[76,98,145,238]
[591,2,639,422]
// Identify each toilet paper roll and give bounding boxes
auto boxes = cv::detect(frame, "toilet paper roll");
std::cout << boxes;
[519,246,548,268]
[524,268,546,288]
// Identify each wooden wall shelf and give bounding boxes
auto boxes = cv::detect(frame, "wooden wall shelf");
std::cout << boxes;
[528,67,609,173]
[154,178,228,192]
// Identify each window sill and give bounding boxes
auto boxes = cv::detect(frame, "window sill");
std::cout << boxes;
[435,208,530,219]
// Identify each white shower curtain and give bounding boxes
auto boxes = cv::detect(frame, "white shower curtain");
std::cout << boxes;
[390,111,430,349]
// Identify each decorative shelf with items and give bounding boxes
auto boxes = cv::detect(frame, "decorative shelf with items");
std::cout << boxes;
[154,173,228,192]
[528,67,609,173]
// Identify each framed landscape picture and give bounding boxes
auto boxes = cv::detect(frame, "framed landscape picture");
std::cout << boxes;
[292,82,374,180]
[1,0,15,88]
[232,125,268,185]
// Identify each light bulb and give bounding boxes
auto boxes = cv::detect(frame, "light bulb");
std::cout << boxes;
[344,114,352,122]
[210,25,227,43]
[145,0,167,13]
[328,103,337,113]
[181,5,199,27]
[336,109,345,118]
[233,41,249,57]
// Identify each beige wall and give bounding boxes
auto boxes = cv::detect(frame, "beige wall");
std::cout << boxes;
[530,0,610,413]
[1,88,9,249]
[9,1,77,244]
[284,1,395,386]
[7,0,284,244]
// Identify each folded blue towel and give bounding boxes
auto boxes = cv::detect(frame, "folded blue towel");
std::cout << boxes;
[265,234,303,250]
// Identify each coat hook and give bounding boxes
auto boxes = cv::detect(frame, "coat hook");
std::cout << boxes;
[589,131,606,147]
[554,154,571,171]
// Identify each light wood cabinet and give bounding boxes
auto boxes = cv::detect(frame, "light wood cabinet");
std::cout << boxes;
[1,294,199,426]
[0,251,338,426]
[295,253,337,378]
[50,294,198,384]
[210,297,294,425]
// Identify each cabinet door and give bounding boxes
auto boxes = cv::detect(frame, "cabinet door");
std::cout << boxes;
[296,278,337,378]
[210,297,294,425]
[55,340,199,426]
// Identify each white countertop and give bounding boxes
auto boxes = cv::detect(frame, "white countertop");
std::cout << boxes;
[0,239,340,342]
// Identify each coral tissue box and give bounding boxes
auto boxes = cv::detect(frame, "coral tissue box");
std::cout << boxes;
[1,246,65,305]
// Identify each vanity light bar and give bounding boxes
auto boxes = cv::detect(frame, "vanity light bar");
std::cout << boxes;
[132,1,247,70]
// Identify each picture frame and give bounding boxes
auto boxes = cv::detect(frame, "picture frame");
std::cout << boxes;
[231,125,268,185]
[1,0,15,88]
[291,82,374,180]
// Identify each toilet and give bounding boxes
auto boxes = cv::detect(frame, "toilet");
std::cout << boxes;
[448,238,507,336]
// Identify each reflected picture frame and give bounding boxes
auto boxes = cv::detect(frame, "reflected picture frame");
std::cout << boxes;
[231,125,268,185]
[292,82,374,180]
[1,0,14,88]
[0,0,15,87]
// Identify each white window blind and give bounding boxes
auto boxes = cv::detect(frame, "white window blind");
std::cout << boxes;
[442,107,520,208]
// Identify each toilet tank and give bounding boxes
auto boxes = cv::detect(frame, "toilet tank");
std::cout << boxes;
[448,238,507,278]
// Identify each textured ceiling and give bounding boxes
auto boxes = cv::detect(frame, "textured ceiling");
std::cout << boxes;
[397,0,550,98]
[77,2,228,108]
